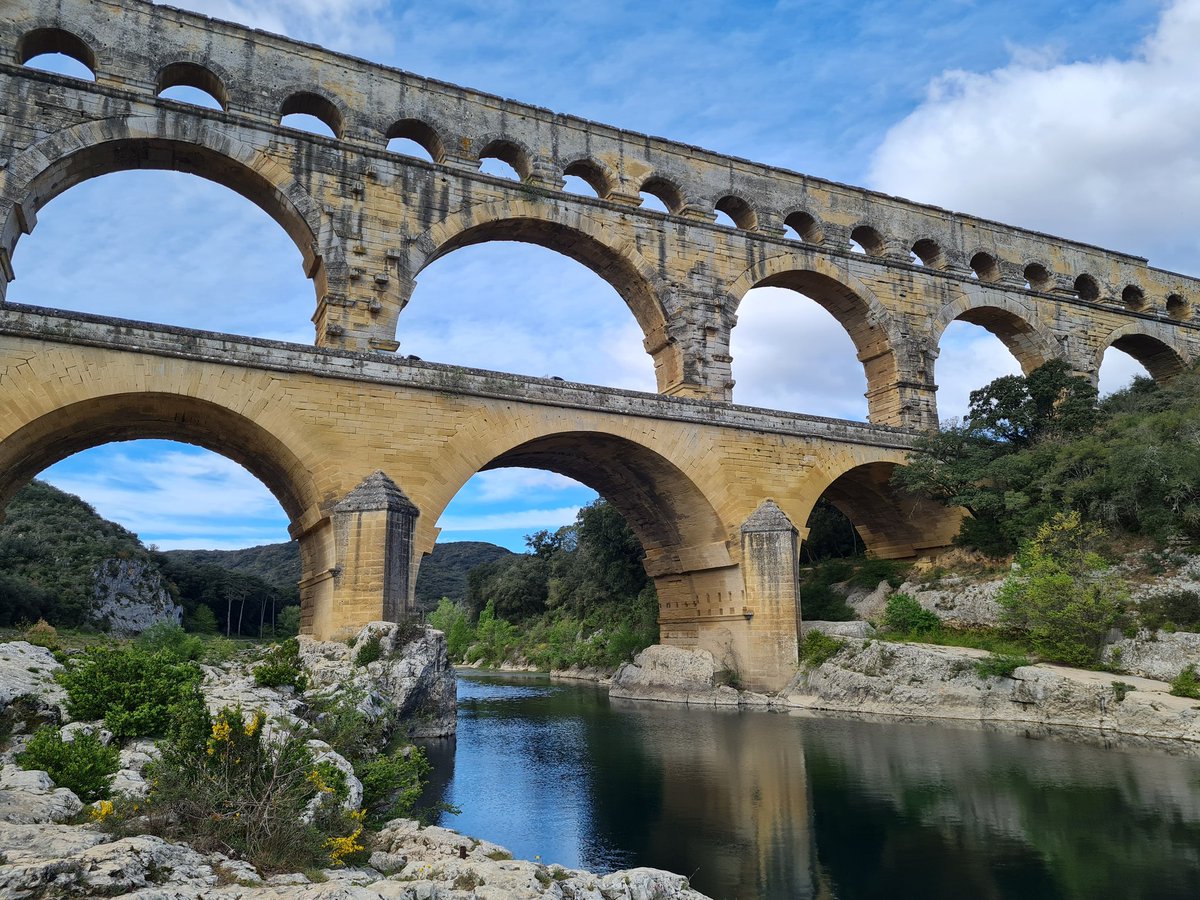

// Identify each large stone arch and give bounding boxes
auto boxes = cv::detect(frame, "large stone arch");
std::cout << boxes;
[931,292,1060,384]
[725,252,906,424]
[0,115,346,329]
[800,459,963,560]
[405,199,682,392]
[0,391,321,527]
[1094,322,1191,384]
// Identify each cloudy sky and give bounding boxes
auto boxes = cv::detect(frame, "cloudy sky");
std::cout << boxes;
[12,0,1188,550]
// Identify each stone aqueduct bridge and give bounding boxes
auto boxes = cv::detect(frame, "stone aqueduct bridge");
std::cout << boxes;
[2,0,1200,688]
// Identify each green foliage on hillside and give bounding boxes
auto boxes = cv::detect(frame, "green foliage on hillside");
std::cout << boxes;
[0,480,149,627]
[162,543,301,594]
[896,361,1200,555]
[415,541,512,609]
[435,499,659,671]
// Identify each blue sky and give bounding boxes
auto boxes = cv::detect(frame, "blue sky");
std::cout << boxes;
[13,0,1192,551]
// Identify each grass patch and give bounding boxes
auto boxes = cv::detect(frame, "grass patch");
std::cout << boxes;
[799,630,845,668]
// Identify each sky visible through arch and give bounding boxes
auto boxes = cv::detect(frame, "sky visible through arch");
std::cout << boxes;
[14,0,1194,551]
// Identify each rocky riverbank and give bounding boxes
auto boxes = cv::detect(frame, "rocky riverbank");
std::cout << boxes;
[0,627,710,899]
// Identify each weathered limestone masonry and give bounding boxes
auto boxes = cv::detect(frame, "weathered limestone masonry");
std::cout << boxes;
[0,0,1197,688]
[4,0,1200,426]
[0,306,961,690]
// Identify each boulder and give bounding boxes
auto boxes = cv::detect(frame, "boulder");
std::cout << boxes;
[1103,630,1200,682]
[803,620,875,639]
[0,764,84,824]
[610,646,740,706]
[0,641,66,719]
[299,622,457,738]
[896,576,1006,628]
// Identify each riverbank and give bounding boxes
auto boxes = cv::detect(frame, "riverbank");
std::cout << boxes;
[608,640,1200,749]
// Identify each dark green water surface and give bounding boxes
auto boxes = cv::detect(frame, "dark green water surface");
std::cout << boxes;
[418,671,1200,900]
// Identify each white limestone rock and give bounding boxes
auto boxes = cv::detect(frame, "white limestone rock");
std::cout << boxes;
[299,622,457,738]
[803,620,875,639]
[610,646,739,706]
[0,763,84,824]
[302,739,363,821]
[89,557,183,635]
[1104,629,1200,682]
[60,720,113,745]
[0,640,66,715]
[895,576,1007,628]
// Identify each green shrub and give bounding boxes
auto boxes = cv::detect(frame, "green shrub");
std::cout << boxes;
[357,746,430,826]
[1111,681,1134,702]
[135,621,205,661]
[973,653,1029,679]
[849,557,910,590]
[138,703,356,872]
[429,599,475,660]
[304,687,391,764]
[353,633,384,668]
[881,593,942,635]
[253,638,308,691]
[799,630,845,667]
[1138,590,1200,632]
[276,606,302,638]
[998,513,1126,668]
[183,604,219,635]
[23,618,60,651]
[16,726,118,803]
[1169,665,1200,699]
[55,647,203,739]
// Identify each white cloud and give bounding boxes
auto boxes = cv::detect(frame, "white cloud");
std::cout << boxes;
[1098,346,1151,396]
[437,506,582,534]
[157,0,395,55]
[934,322,1024,422]
[470,469,583,503]
[869,0,1200,274]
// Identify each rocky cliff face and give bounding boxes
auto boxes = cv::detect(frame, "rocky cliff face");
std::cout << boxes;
[89,558,182,635]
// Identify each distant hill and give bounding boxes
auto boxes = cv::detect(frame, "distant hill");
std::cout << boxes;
[163,538,512,612]
[415,541,512,609]
[162,543,300,593]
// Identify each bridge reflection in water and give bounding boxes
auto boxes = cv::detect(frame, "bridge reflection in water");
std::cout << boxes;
[421,672,1200,900]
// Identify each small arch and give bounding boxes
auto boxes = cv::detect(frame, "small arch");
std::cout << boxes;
[385,118,443,163]
[280,92,343,139]
[1074,273,1101,302]
[849,224,886,256]
[18,27,97,80]
[969,252,1001,282]
[478,139,531,182]
[563,159,612,199]
[1096,324,1189,383]
[1167,293,1190,320]
[639,176,683,215]
[933,297,1057,378]
[911,238,944,269]
[783,211,823,244]
[714,195,758,231]
[156,61,227,110]
[1024,262,1053,291]
[1122,284,1145,311]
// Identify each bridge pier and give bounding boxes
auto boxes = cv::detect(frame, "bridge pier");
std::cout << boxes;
[738,501,801,690]
[316,472,420,639]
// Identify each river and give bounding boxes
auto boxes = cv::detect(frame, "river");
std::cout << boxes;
[417,670,1200,900]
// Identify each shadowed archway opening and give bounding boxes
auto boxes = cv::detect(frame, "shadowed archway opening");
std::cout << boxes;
[407,220,671,391]
[1101,332,1187,385]
[730,269,896,422]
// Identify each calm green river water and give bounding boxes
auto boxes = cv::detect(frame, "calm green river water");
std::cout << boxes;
[418,671,1200,900]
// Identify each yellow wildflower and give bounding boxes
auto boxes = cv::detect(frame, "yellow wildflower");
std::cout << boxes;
[244,711,263,737]
[325,812,365,866]
[89,800,114,822]
[211,719,232,743]
[307,767,333,793]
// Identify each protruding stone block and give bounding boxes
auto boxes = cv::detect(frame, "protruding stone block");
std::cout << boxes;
[331,472,419,630]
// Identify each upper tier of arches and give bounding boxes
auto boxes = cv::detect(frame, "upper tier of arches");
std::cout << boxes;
[5,10,1200,322]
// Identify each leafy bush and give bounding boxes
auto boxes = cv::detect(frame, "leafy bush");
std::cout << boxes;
[276,605,301,637]
[354,633,384,668]
[357,746,430,825]
[799,630,845,667]
[881,593,942,635]
[139,703,355,872]
[23,618,59,651]
[998,513,1126,668]
[1138,591,1200,633]
[135,621,205,661]
[429,599,474,661]
[973,653,1029,679]
[16,726,118,803]
[1170,665,1200,699]
[183,604,219,634]
[253,637,308,691]
[56,647,203,739]
[1111,681,1134,702]
[304,687,391,764]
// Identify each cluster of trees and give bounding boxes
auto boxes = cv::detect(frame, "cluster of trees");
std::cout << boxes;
[895,360,1200,555]
[435,499,659,669]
